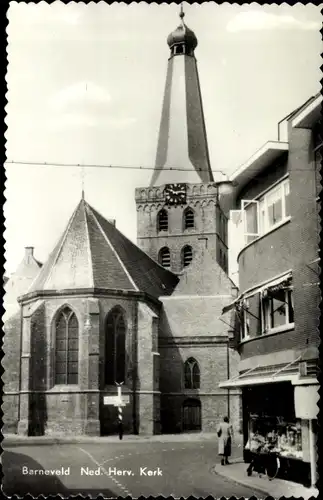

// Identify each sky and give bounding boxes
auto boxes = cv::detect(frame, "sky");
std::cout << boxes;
[4,1,322,276]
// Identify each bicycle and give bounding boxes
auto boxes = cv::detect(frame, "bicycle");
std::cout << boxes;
[247,450,280,481]
[264,452,280,481]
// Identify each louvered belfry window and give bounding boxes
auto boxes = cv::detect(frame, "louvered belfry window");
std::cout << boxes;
[159,247,171,268]
[182,245,193,268]
[157,209,168,232]
[55,307,79,385]
[184,208,195,229]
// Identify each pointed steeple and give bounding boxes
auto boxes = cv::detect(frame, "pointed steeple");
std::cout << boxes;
[150,8,214,186]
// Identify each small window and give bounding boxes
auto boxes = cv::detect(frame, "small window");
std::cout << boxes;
[182,245,193,268]
[159,247,171,268]
[157,209,168,232]
[184,358,200,389]
[184,207,195,229]
[176,44,184,55]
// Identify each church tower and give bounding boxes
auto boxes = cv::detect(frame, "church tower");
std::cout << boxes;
[136,7,229,275]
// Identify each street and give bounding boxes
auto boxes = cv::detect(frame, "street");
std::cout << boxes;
[2,440,260,497]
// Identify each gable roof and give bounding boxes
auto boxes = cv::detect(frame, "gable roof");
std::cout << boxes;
[28,198,178,298]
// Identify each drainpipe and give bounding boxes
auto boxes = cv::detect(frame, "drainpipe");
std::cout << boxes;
[226,338,230,420]
[17,303,23,425]
[309,419,317,487]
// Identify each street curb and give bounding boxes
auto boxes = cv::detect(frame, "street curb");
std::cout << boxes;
[212,465,270,498]
[2,433,224,447]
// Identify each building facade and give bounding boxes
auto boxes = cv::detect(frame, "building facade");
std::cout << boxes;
[3,12,241,437]
[220,93,321,488]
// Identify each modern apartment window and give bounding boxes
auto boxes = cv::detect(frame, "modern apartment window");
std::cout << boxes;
[241,179,291,244]
[184,207,195,229]
[262,288,294,332]
[182,245,193,268]
[157,209,168,232]
[241,299,250,340]
[158,247,171,268]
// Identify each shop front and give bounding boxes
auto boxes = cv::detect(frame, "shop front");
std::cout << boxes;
[242,382,310,486]
[219,374,318,488]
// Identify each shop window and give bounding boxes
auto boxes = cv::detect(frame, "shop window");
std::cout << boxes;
[54,306,79,385]
[182,245,193,268]
[158,247,171,268]
[157,209,168,232]
[105,307,126,385]
[246,415,303,460]
[262,287,294,333]
[184,207,195,229]
[184,358,200,389]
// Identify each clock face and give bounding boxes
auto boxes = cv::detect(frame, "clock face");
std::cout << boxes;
[164,183,187,206]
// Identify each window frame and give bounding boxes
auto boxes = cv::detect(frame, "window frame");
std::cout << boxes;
[238,178,291,246]
[184,358,200,389]
[54,307,79,386]
[261,287,294,335]
[105,307,127,385]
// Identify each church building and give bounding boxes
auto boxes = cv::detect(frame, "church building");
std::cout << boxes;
[3,10,241,436]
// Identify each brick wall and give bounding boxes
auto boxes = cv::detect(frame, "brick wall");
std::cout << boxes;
[3,311,21,433]
[135,183,228,274]
[236,126,319,365]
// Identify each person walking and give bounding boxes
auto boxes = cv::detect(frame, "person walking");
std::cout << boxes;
[217,416,233,465]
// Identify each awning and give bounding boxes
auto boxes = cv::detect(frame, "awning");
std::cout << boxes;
[222,273,293,314]
[251,272,292,298]
[219,356,302,389]
[222,296,242,315]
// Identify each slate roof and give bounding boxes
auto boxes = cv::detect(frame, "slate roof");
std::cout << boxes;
[28,198,178,298]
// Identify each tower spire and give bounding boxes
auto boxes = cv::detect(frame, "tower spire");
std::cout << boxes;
[150,9,213,186]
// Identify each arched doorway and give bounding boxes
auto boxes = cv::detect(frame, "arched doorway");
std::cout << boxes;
[182,398,202,432]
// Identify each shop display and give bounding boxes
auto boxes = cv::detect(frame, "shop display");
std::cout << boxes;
[245,415,302,460]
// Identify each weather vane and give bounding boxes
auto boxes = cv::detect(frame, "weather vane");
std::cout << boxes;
[179,2,185,22]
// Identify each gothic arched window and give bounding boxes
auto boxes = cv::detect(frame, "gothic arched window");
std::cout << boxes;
[182,245,193,268]
[55,307,79,385]
[105,307,126,385]
[158,247,171,269]
[184,358,200,389]
[184,207,195,229]
[157,209,168,232]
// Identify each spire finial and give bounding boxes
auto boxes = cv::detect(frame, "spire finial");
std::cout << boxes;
[81,165,85,200]
[179,2,185,23]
